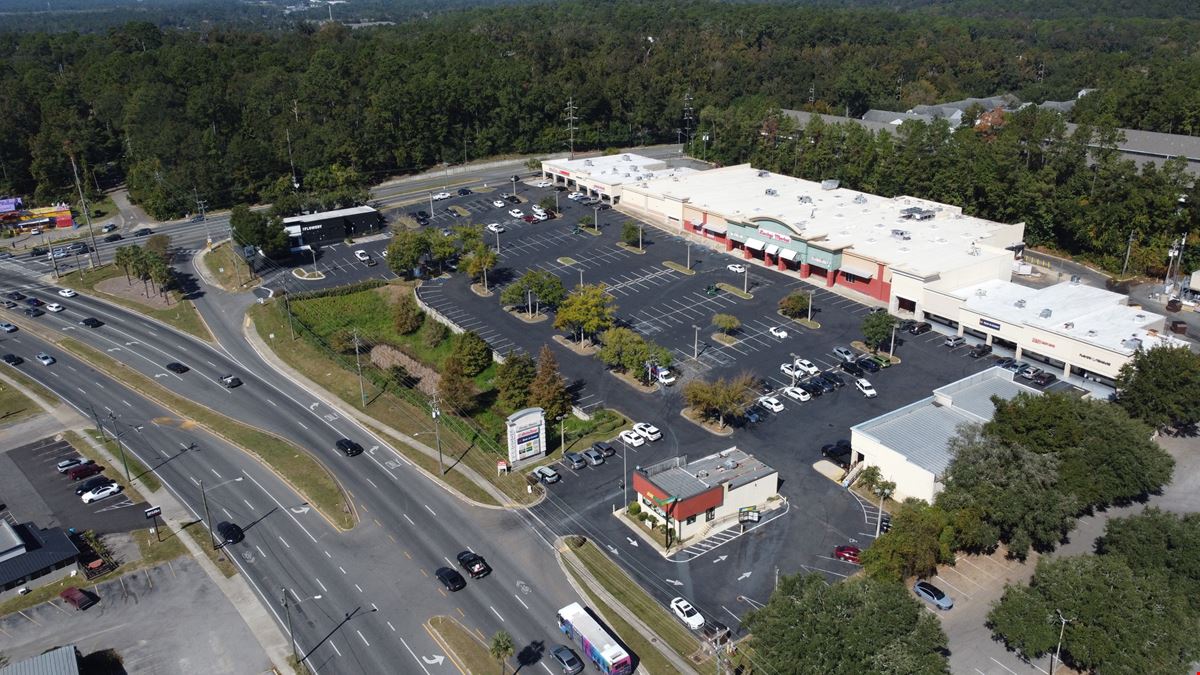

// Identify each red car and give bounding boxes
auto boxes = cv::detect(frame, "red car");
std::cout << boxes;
[834,545,861,564]
[522,215,537,223]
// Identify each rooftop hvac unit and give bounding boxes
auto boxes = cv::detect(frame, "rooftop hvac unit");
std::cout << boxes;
[1039,308,1053,318]
[1064,322,1074,329]
[1135,313,1146,321]
[758,170,770,178]
[798,195,813,204]
[765,188,778,196]
[1070,275,1080,284]
[722,459,739,471]
[696,470,709,479]
[1087,330,1098,337]
[622,154,631,160]
[853,194,867,204]
[1015,299,1027,308]
[1122,336,1143,350]
[584,159,593,166]
[891,229,912,240]
[975,289,987,297]
[821,179,840,190]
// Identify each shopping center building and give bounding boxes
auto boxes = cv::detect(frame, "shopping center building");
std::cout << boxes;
[540,154,696,205]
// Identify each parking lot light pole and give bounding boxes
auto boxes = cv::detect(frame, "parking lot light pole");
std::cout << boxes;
[686,242,691,270]
[621,437,628,507]
[282,589,298,665]
[789,353,798,386]
[638,224,643,251]
[495,229,501,255]
[693,325,700,360]
[593,206,600,232]
[556,414,566,450]
[428,191,434,216]
[743,266,749,294]
[1049,610,1073,675]
[889,323,898,356]
[511,175,518,197]
[577,266,584,288]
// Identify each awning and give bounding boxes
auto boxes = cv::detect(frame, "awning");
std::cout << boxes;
[779,248,800,261]
[702,222,727,235]
[764,244,780,256]
[840,263,876,279]
[744,238,766,251]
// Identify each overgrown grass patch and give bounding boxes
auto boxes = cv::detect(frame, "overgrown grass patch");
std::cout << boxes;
[202,241,257,291]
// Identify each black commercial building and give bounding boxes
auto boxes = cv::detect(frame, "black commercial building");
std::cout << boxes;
[0,521,80,592]
[283,205,384,252]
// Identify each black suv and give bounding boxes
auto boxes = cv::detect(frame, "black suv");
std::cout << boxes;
[821,440,853,468]
[2,354,23,366]
[840,360,864,377]
[336,439,364,457]
[217,521,244,545]
[856,356,880,373]
[79,317,103,328]
[968,344,993,358]
[908,322,932,335]
[165,362,189,374]
[436,567,466,592]
[592,441,616,457]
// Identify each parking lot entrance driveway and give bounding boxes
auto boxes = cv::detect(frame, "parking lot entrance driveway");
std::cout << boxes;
[5,437,148,534]
[0,556,272,674]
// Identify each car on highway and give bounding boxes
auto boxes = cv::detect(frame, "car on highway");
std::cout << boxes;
[336,439,364,457]
[757,395,784,413]
[582,448,605,466]
[132,228,153,237]
[563,451,586,469]
[834,545,862,564]
[435,567,466,592]
[165,362,189,374]
[59,587,97,611]
[432,191,451,200]
[768,326,788,338]
[218,374,243,388]
[67,463,103,481]
[25,297,43,307]
[533,466,560,484]
[832,346,856,362]
[486,223,505,234]
[670,597,705,630]
[24,307,44,318]
[855,378,877,398]
[81,482,123,504]
[913,580,953,610]
[353,250,371,262]
[57,288,77,298]
[782,386,811,402]
[56,457,93,473]
[2,353,23,366]
[79,317,103,328]
[618,429,644,447]
[632,422,661,441]
[75,475,114,496]
[726,263,745,274]
[456,188,472,196]
[217,521,244,545]
[550,645,584,674]
[5,291,25,301]
[35,352,55,366]
[0,322,16,333]
[492,199,506,208]
[103,233,123,242]
[456,551,492,579]
[46,302,64,312]
[507,208,523,218]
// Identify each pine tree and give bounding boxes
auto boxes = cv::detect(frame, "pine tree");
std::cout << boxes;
[393,289,425,334]
[528,345,571,420]
[438,356,476,412]
[495,352,536,411]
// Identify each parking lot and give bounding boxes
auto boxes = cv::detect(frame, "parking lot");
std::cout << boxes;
[2,437,148,534]
[0,556,271,674]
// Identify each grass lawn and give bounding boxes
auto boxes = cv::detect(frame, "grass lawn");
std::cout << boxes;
[73,264,213,342]
[568,538,707,669]
[202,241,257,292]
[183,521,238,578]
[427,616,504,674]
[715,282,753,300]
[59,338,355,530]
[0,360,61,404]
[0,379,40,426]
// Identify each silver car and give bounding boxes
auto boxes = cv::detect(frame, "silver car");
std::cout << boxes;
[832,346,855,362]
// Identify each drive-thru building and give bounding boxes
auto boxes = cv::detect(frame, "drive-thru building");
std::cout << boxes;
[540,154,696,205]
[850,368,1039,503]
[618,164,1024,308]
[630,448,778,543]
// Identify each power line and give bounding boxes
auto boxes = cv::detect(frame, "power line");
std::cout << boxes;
[564,97,579,160]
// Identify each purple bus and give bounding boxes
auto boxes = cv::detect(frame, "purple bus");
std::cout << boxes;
[556,603,633,675]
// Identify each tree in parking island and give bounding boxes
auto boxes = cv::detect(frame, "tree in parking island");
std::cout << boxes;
[746,573,949,675]
[682,373,756,429]
[464,244,498,291]
[1115,345,1200,432]
[528,346,571,421]
[553,283,615,345]
[711,312,741,337]
[386,229,430,278]
[598,327,672,383]
[500,270,565,316]
[860,311,896,352]
[778,291,810,318]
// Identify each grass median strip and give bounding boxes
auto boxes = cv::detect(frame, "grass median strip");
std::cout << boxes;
[202,241,258,292]
[663,261,696,275]
[716,282,753,300]
[73,264,213,342]
[426,616,498,674]
[59,337,355,530]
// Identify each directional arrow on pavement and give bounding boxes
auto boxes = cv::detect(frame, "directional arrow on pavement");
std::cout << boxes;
[106,348,121,353]
[369,445,379,454]
[607,545,620,556]
[626,537,638,547]
[738,571,752,581]
[290,506,311,515]
[125,341,139,346]
[154,373,168,378]
[713,555,728,564]
[422,655,445,665]
[666,579,684,586]
[60,326,75,331]
[309,402,320,411]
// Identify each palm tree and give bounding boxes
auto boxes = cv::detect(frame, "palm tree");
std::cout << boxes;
[131,248,151,296]
[488,630,514,675]
[149,258,173,303]
[114,246,134,284]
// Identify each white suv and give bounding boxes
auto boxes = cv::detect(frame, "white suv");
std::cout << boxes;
[633,422,661,441]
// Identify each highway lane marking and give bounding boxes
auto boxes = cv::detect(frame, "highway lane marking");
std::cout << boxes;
[424,504,436,516]
[122,399,131,407]
[404,551,412,560]
[50,371,59,378]
[189,476,199,487]
[387,621,396,632]
[267,399,277,407]
[403,514,415,526]
[398,637,434,675]
[242,472,319,543]
[221,508,233,519]
[540,663,555,675]
[211,468,221,478]
[95,382,104,389]
[324,550,331,558]
[355,584,363,593]
[279,536,291,549]
[456,607,464,618]
[243,498,254,511]
[206,360,216,367]
[339,566,347,575]
[513,594,529,610]
[357,630,370,647]
[490,606,505,622]
[365,477,379,489]
[444,556,454,567]
[297,421,308,429]
[330,641,342,657]
[256,545,267,558]
[371,603,378,611]
[67,365,77,372]
[76,387,85,394]
[315,577,327,593]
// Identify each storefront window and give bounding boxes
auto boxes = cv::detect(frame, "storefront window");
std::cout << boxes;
[686,515,697,525]
[706,508,715,522]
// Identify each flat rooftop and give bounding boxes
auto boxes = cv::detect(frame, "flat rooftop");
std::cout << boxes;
[642,448,775,500]
[955,279,1175,355]
[282,205,377,224]
[634,164,1023,278]
[853,368,1038,476]
[542,153,697,186]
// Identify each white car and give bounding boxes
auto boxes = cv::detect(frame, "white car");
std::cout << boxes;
[536,179,552,188]
[432,191,452,200]
[780,363,804,379]
[727,264,746,274]
[81,482,123,504]
[508,209,524,218]
[0,322,16,333]
[532,213,550,222]
[492,199,506,208]
[758,395,784,413]
[29,228,41,235]
[46,303,64,313]
[768,326,788,338]
[486,223,505,234]
[654,366,676,385]
[354,250,370,262]
[782,386,811,402]
[632,422,661,442]
[531,206,547,217]
[794,359,820,376]
[57,288,76,298]
[619,429,644,447]
[670,597,705,630]
[568,192,585,200]
[855,378,878,398]
[35,352,55,366]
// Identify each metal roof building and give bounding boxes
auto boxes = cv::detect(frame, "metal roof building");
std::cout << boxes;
[0,645,80,675]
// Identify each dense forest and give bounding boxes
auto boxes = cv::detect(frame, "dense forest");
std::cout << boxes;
[0,1,1197,272]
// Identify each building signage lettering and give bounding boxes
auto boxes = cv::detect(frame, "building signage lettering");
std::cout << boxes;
[756,228,790,242]
[505,408,546,463]
[301,224,324,232]
[1079,353,1112,366]
[1031,337,1056,349]
[809,251,833,266]
[557,169,570,177]
[979,318,1002,330]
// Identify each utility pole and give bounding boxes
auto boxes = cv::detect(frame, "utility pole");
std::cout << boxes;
[1048,610,1073,674]
[69,153,101,269]
[564,97,579,159]
[194,188,210,247]
[284,292,296,340]
[286,128,299,189]
[200,480,217,550]
[106,412,132,484]
[683,91,695,149]
[1121,230,1135,276]
[432,398,444,476]
[693,325,700,360]
[353,329,366,407]
[282,589,298,665]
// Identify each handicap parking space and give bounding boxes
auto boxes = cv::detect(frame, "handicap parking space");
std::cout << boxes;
[6,437,149,535]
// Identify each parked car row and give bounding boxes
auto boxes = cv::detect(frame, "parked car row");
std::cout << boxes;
[56,455,123,503]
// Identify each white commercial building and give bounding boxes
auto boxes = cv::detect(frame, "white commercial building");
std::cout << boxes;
[851,368,1040,503]
[540,153,696,205]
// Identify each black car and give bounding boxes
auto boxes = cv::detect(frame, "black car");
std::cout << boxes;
[218,374,242,388]
[797,380,823,397]
[5,291,25,301]
[75,475,115,496]
[856,356,881,373]
[822,371,846,388]
[809,375,836,394]
[456,188,472,196]
[2,353,23,366]
[897,319,917,333]
[504,194,521,205]
[103,233,123,242]
[456,550,492,579]
[436,567,466,592]
[25,297,43,307]
[79,317,103,328]
[1032,371,1057,386]
[592,441,616,457]
[994,356,1016,370]
[216,521,244,545]
[165,362,189,374]
[597,203,612,210]
[336,438,364,457]
[840,360,864,376]
[821,440,853,468]
[131,228,153,236]
[908,322,932,335]
[445,208,460,217]
[24,308,44,318]
[968,344,993,358]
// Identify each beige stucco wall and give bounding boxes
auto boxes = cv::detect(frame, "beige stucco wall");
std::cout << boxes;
[850,430,940,503]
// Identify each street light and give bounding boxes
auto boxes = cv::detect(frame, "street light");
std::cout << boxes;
[743,265,749,294]
[495,229,501,255]
[556,414,566,450]
[281,589,323,666]
[788,352,798,386]
[593,205,600,233]
[686,242,692,270]
[692,325,700,360]
[428,191,435,217]
[199,476,244,550]
[888,322,898,356]
[621,436,629,507]
[1049,610,1073,674]
[511,175,518,198]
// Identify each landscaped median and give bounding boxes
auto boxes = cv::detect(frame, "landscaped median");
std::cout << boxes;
[425,616,501,674]
[200,241,259,292]
[71,263,213,342]
[57,338,356,530]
